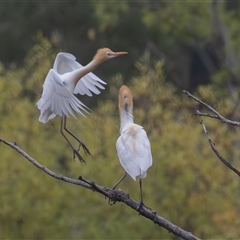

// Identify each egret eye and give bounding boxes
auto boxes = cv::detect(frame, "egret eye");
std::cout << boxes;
[106,52,112,56]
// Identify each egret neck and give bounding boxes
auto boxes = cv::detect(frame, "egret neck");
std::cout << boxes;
[63,58,104,92]
[59,48,128,93]
[119,103,134,132]
[118,85,134,132]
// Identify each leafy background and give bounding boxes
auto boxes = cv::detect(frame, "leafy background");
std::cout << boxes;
[0,1,240,239]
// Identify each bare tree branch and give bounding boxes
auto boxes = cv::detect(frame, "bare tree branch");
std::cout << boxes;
[0,136,200,240]
[183,90,240,177]
[195,110,219,120]
[199,120,240,178]
[183,90,240,127]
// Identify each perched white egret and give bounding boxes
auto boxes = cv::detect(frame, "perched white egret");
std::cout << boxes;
[113,85,152,208]
[37,48,128,162]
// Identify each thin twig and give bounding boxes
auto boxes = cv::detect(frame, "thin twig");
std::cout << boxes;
[183,90,240,127]
[199,120,240,177]
[183,90,240,177]
[195,110,219,120]
[0,136,200,240]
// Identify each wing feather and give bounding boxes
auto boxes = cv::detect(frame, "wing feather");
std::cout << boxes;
[38,51,107,123]
[53,52,81,74]
[52,52,107,97]
[116,137,140,181]
[80,78,101,95]
[74,72,106,96]
[73,63,106,96]
[37,69,89,123]
[86,77,106,89]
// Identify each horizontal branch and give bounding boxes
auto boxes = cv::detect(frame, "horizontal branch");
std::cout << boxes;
[183,90,240,127]
[0,136,200,240]
[199,120,240,177]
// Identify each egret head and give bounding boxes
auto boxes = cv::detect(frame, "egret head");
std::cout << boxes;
[118,85,133,111]
[94,48,128,63]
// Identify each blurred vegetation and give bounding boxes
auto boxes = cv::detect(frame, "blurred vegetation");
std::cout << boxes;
[1,1,240,239]
[0,34,240,239]
[1,1,240,92]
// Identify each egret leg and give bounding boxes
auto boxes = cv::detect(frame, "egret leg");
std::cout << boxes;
[60,116,86,163]
[63,116,91,156]
[108,171,127,206]
[138,178,144,209]
[112,171,127,190]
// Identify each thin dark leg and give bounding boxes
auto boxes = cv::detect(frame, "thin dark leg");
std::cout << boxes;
[60,116,86,163]
[112,171,127,189]
[63,116,91,156]
[137,178,144,210]
[108,171,127,206]
[139,178,144,204]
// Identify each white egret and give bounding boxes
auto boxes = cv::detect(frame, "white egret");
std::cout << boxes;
[37,48,128,162]
[112,85,153,208]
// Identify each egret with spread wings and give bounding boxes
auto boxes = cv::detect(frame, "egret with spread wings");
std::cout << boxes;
[37,48,128,162]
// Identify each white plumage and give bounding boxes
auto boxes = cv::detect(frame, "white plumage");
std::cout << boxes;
[37,52,106,123]
[113,85,152,207]
[37,48,128,162]
[116,123,152,180]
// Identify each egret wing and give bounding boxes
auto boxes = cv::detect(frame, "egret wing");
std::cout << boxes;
[37,69,89,123]
[116,136,141,181]
[53,52,107,97]
[117,124,152,180]
[53,52,81,74]
[73,63,106,96]
[137,128,153,172]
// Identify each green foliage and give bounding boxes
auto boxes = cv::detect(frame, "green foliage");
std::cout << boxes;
[92,1,129,32]
[1,36,240,240]
[2,1,240,94]
[143,2,212,45]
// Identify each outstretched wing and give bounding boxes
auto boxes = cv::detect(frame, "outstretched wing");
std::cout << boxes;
[53,52,106,97]
[37,69,89,123]
[73,68,106,97]
[53,52,80,74]
[116,124,153,180]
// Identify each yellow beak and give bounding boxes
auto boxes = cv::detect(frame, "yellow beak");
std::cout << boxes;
[113,51,128,57]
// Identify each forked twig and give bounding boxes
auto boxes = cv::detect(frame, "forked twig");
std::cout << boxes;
[183,90,240,127]
[183,90,240,177]
[199,120,240,177]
